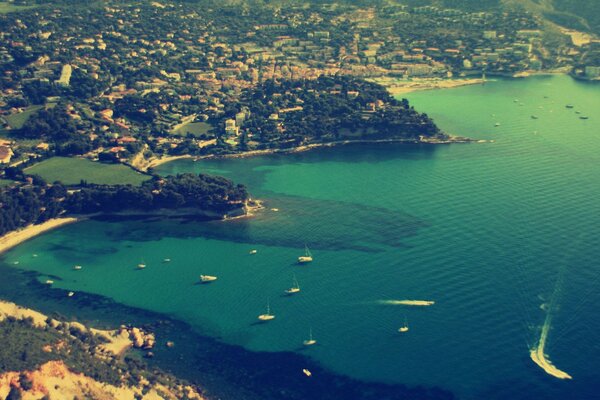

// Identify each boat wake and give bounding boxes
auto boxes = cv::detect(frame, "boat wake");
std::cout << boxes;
[529,266,572,380]
[530,310,572,380]
[377,300,435,306]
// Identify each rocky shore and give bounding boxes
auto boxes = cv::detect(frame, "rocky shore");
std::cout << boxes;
[0,300,204,399]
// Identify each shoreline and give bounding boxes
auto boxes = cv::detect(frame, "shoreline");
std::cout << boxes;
[0,217,79,255]
[195,135,480,161]
[0,265,456,400]
[145,154,194,171]
[369,77,485,95]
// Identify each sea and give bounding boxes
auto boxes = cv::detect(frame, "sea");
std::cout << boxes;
[2,74,599,399]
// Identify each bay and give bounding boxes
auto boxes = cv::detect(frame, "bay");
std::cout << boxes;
[3,75,599,399]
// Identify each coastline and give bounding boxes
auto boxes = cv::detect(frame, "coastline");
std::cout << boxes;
[196,136,480,161]
[368,77,485,95]
[145,154,194,171]
[0,265,456,400]
[0,217,79,255]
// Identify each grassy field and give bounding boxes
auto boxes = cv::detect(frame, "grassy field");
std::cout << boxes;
[173,122,213,137]
[4,105,44,129]
[0,2,37,13]
[0,179,15,187]
[25,157,151,186]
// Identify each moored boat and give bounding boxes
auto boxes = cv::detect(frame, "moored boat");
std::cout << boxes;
[398,317,409,333]
[298,245,313,263]
[285,275,301,294]
[258,302,275,321]
[303,328,317,346]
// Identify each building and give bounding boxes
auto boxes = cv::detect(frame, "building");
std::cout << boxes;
[585,66,600,78]
[0,145,14,164]
[225,119,239,136]
[55,64,72,87]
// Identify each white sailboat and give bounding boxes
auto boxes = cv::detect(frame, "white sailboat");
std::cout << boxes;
[303,328,317,346]
[137,259,146,269]
[398,317,409,333]
[258,301,275,321]
[298,245,313,264]
[285,275,300,294]
[199,275,218,283]
[249,249,257,255]
[73,265,82,270]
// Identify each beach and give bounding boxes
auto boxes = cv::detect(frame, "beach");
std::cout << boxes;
[0,217,79,255]
[368,77,485,95]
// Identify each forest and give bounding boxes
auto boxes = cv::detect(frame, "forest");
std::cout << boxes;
[0,173,249,236]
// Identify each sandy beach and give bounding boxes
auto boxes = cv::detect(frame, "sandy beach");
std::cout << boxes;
[0,217,79,255]
[146,154,193,170]
[368,77,485,95]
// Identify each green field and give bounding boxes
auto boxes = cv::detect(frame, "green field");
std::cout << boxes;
[0,2,36,13]
[4,105,43,129]
[173,122,213,137]
[25,157,151,186]
[0,179,15,187]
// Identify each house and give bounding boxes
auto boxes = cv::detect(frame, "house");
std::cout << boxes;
[0,145,14,163]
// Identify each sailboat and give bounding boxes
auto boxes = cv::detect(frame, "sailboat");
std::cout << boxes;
[285,275,300,294]
[137,259,146,269]
[298,245,313,263]
[73,265,82,270]
[258,301,275,321]
[398,317,409,333]
[303,328,317,346]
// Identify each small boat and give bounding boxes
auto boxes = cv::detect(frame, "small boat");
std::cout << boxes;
[33,254,38,258]
[285,275,300,295]
[531,115,538,119]
[73,265,82,270]
[303,328,317,346]
[271,208,279,212]
[68,291,75,297]
[398,317,409,333]
[566,104,574,109]
[249,249,257,255]
[163,258,171,263]
[580,116,589,120]
[258,302,275,321]
[298,245,313,264]
[199,275,218,283]
[137,259,146,269]
[494,122,501,127]
[13,261,19,265]
[45,280,54,285]
[302,369,312,377]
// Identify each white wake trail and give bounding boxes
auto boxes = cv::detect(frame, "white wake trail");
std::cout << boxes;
[529,267,572,380]
[377,300,435,306]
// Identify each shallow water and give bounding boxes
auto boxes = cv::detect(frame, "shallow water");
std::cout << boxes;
[3,75,600,399]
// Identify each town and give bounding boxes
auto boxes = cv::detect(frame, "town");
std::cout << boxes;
[0,0,598,176]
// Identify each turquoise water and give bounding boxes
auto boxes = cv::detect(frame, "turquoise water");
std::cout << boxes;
[3,75,600,399]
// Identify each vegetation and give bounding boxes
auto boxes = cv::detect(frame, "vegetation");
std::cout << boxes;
[218,76,441,149]
[0,318,121,386]
[4,105,43,130]
[17,104,94,156]
[173,122,213,137]
[25,157,150,186]
[0,172,247,235]
[66,173,248,214]
[0,2,36,14]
